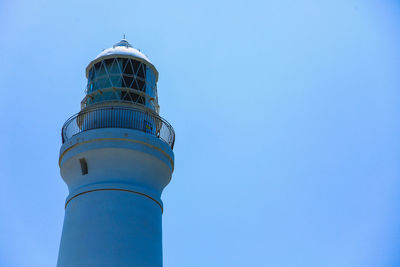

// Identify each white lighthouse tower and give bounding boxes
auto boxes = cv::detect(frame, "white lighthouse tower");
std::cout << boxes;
[57,39,175,267]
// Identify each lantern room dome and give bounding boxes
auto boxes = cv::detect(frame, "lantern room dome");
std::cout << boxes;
[86,38,158,79]
[94,39,151,63]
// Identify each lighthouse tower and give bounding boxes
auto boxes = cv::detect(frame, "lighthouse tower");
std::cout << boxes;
[57,39,175,267]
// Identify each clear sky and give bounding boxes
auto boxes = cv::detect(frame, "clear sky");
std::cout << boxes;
[1,0,400,266]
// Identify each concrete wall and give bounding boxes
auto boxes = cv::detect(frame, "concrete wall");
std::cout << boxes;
[57,128,174,267]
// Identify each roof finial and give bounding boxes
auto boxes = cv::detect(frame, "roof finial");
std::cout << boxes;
[123,33,126,39]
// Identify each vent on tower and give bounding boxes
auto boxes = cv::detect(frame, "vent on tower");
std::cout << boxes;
[79,158,88,175]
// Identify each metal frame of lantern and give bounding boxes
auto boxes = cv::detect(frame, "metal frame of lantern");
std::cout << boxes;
[80,87,160,112]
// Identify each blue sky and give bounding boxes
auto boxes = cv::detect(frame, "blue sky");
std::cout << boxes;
[1,0,400,266]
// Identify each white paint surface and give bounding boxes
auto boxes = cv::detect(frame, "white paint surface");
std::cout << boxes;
[57,128,174,267]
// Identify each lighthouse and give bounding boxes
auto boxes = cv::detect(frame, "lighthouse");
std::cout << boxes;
[57,39,175,267]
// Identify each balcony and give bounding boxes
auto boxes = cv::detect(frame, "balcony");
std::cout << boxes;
[61,106,175,149]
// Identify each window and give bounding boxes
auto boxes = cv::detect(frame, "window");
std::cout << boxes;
[79,158,88,175]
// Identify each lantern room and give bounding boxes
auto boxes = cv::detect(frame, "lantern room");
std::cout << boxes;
[81,39,160,113]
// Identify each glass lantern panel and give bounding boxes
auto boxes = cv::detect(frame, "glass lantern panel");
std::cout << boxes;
[145,67,155,98]
[124,59,134,75]
[132,60,140,76]
[106,58,122,74]
[110,74,122,87]
[137,63,145,79]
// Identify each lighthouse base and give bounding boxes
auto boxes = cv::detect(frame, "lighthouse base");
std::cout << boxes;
[57,189,163,267]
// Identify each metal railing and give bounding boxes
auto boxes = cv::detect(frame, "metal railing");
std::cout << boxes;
[61,106,175,149]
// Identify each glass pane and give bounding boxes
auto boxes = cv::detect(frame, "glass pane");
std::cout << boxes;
[121,59,129,73]
[94,62,101,76]
[88,68,94,81]
[96,61,107,77]
[145,67,154,97]
[123,75,134,88]
[88,81,94,93]
[137,80,145,91]
[110,75,122,87]
[137,63,145,79]
[103,78,112,88]
[124,59,134,75]
[95,77,107,90]
[121,91,132,101]
[132,60,140,75]
[103,58,113,67]
[107,58,121,74]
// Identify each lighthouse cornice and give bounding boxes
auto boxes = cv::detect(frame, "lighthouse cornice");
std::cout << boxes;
[59,128,175,171]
